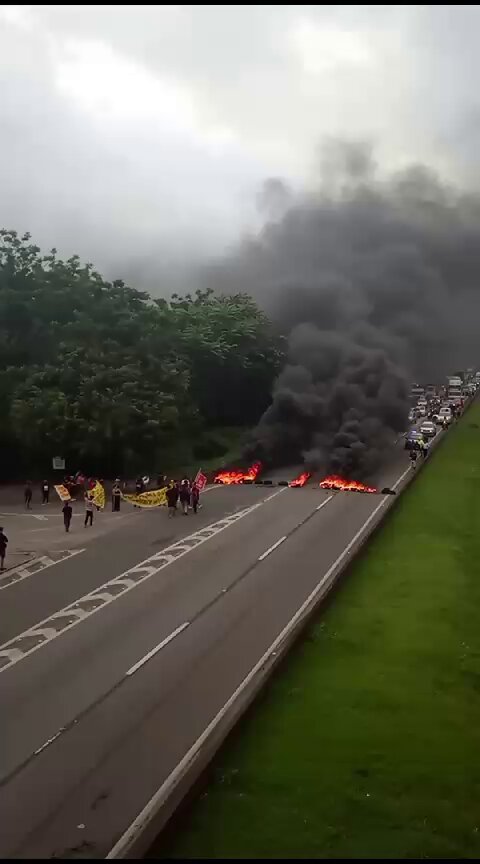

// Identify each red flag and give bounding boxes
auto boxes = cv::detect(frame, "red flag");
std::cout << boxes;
[194,469,207,491]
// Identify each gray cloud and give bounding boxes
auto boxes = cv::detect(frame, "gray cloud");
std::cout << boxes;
[1,5,480,290]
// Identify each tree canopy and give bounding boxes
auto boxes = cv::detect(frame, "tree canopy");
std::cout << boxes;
[0,230,283,478]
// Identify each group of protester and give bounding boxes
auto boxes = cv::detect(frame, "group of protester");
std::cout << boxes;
[165,478,201,517]
[409,437,430,469]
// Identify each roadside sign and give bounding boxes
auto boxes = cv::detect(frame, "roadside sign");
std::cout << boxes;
[52,457,66,470]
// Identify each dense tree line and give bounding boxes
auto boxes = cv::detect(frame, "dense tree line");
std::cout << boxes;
[0,230,283,479]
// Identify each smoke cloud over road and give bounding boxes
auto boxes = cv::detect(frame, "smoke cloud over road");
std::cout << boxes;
[209,142,480,477]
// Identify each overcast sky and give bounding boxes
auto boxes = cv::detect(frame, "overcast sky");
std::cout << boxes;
[1,4,480,289]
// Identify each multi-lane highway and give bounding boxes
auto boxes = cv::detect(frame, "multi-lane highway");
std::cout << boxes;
[0,436,437,858]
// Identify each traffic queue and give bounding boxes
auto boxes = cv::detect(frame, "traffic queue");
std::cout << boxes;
[405,371,479,457]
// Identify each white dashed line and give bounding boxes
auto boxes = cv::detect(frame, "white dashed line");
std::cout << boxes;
[316,494,334,511]
[0,489,285,674]
[126,623,190,676]
[34,728,65,756]
[258,536,287,561]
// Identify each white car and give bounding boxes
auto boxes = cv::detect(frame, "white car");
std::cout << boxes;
[436,407,453,425]
[420,420,436,439]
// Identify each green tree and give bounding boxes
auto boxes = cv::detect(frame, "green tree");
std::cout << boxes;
[0,230,281,478]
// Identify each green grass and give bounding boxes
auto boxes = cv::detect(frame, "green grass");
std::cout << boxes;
[157,406,480,859]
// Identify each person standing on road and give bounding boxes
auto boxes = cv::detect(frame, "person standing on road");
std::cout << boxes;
[41,479,50,505]
[179,479,190,515]
[166,482,179,518]
[63,501,73,532]
[410,448,419,470]
[84,493,94,527]
[190,481,200,514]
[0,527,8,571]
[24,481,33,510]
[112,480,121,512]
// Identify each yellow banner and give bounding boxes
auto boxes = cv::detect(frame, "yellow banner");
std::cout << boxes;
[121,487,167,508]
[91,480,106,511]
[54,484,72,502]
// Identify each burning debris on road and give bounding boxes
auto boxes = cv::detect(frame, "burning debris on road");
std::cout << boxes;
[319,475,378,493]
[289,471,312,487]
[214,462,262,485]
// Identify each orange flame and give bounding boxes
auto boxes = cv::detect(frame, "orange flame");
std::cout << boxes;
[214,461,262,485]
[289,471,312,487]
[319,474,377,493]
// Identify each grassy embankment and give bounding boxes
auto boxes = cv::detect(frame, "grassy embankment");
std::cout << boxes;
[157,405,480,859]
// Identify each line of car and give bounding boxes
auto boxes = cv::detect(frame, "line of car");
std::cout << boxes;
[405,377,478,452]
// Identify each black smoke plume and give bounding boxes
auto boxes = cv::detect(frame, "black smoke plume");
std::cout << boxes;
[206,142,480,478]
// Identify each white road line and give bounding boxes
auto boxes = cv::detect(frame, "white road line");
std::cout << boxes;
[106,464,413,859]
[0,549,85,592]
[126,623,190,677]
[316,494,333,511]
[34,728,64,756]
[0,489,286,674]
[0,512,48,520]
[258,536,287,561]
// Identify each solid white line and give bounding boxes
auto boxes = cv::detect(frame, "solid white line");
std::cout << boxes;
[258,535,287,561]
[126,623,190,677]
[106,463,413,859]
[316,494,333,511]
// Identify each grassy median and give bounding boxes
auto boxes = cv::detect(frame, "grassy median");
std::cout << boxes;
[157,406,480,860]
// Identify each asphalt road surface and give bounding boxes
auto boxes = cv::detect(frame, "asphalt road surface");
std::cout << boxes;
[0,441,430,858]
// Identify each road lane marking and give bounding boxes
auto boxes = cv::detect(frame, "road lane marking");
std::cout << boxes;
[0,549,85,592]
[106,464,413,859]
[34,728,65,756]
[258,536,287,561]
[0,489,286,674]
[126,623,190,677]
[316,494,333,511]
[0,512,48,521]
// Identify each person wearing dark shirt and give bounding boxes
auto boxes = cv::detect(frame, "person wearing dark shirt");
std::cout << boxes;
[112,481,121,512]
[166,483,179,518]
[62,502,73,533]
[179,479,190,515]
[190,482,200,514]
[0,527,8,570]
[41,480,50,505]
[24,482,33,510]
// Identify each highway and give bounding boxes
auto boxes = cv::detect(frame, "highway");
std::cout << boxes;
[0,440,427,858]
